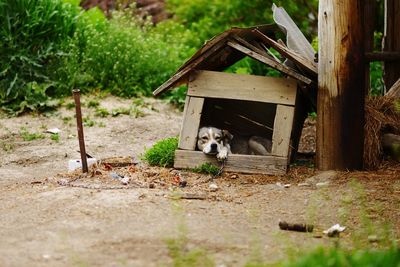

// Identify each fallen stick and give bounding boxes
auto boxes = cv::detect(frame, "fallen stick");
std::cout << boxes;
[279,221,314,232]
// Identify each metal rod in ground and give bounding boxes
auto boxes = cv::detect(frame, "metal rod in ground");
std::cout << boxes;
[73,89,88,173]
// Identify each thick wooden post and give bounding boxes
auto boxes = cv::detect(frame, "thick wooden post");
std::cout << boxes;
[317,0,365,170]
[383,0,400,91]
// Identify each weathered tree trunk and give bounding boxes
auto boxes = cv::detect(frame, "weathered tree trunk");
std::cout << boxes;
[383,0,400,91]
[317,0,365,170]
[364,0,376,95]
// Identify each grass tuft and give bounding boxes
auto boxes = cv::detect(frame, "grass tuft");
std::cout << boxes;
[191,163,220,176]
[142,137,178,167]
[20,128,45,141]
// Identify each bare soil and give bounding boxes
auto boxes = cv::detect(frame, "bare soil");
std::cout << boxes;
[0,96,399,267]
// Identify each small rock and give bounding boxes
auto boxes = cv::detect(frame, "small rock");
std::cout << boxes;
[121,177,130,185]
[316,182,330,188]
[276,182,283,188]
[209,183,219,192]
[149,183,155,189]
[306,170,337,185]
[179,180,187,188]
[57,179,69,186]
[42,254,51,260]
[110,172,123,180]
[283,183,291,188]
[298,182,311,187]
[230,174,239,179]
[368,235,379,243]
[313,234,323,238]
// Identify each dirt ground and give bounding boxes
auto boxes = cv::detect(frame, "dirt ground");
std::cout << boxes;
[0,96,399,267]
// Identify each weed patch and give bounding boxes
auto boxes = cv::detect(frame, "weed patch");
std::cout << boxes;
[20,128,45,141]
[191,163,220,176]
[143,137,178,167]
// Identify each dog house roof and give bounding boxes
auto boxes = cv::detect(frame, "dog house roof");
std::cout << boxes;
[153,24,279,96]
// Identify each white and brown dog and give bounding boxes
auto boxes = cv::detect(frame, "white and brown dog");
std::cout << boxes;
[197,126,272,161]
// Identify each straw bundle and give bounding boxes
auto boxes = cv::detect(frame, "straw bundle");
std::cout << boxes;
[364,96,400,169]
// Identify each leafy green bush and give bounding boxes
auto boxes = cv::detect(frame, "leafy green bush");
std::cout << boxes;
[1,1,192,114]
[0,0,79,114]
[143,137,178,167]
[63,8,192,98]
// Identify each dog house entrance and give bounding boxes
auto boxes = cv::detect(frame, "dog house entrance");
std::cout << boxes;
[201,98,276,148]
[174,70,297,175]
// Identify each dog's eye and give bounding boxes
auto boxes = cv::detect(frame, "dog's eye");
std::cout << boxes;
[215,136,221,141]
[201,136,208,140]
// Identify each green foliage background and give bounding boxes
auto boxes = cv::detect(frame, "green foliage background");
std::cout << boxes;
[0,0,385,114]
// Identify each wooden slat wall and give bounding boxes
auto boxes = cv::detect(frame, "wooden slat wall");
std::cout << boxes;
[271,105,295,158]
[174,150,287,175]
[178,97,204,150]
[188,71,297,105]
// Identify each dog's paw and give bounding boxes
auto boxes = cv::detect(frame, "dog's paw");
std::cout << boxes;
[217,150,228,161]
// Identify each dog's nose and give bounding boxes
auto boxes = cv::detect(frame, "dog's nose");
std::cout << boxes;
[211,143,218,150]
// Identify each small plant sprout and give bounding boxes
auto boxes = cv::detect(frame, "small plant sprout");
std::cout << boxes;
[87,99,100,108]
[95,107,109,117]
[51,133,60,142]
[19,128,45,141]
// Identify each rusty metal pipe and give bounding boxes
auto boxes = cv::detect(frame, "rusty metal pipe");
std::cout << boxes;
[73,89,88,173]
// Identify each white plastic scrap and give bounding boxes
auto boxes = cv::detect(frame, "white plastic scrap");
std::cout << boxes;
[323,224,346,237]
[45,128,61,134]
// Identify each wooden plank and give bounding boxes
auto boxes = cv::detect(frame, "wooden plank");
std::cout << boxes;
[366,52,400,62]
[386,78,400,99]
[317,0,365,170]
[153,39,227,96]
[253,29,318,77]
[271,105,295,158]
[174,150,287,175]
[364,0,376,95]
[227,41,313,85]
[178,97,204,150]
[188,70,297,105]
[231,35,269,57]
[383,0,400,90]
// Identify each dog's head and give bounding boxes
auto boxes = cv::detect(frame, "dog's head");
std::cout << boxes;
[197,127,233,155]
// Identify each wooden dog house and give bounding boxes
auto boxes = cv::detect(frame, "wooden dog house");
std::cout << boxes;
[153,24,317,175]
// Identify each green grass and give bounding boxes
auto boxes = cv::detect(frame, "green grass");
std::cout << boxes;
[280,247,400,267]
[83,117,95,127]
[50,133,60,142]
[142,137,178,167]
[94,107,109,117]
[111,107,130,117]
[1,141,14,152]
[191,163,220,175]
[19,128,45,141]
[86,99,100,108]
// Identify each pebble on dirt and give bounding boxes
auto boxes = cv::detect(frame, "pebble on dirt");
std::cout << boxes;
[316,182,330,188]
[179,180,187,187]
[121,177,130,185]
[209,183,219,192]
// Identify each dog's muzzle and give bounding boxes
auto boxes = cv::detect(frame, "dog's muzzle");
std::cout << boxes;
[204,142,219,155]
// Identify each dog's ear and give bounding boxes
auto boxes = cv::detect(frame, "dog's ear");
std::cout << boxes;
[222,130,233,141]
